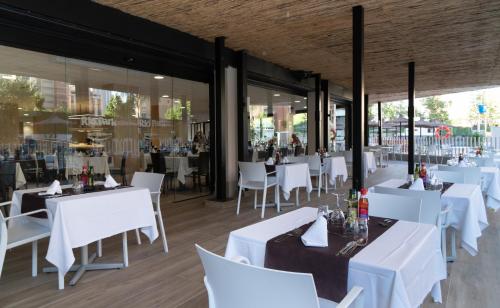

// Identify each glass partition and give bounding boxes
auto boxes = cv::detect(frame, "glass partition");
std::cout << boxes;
[0,45,210,202]
[247,85,308,160]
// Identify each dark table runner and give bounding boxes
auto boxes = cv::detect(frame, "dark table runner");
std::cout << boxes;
[21,185,130,218]
[398,181,453,195]
[265,162,296,173]
[264,216,397,302]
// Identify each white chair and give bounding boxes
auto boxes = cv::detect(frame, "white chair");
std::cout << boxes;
[195,244,364,308]
[438,165,481,185]
[373,186,455,262]
[367,192,421,222]
[306,156,327,197]
[390,144,403,161]
[0,201,51,279]
[432,170,465,183]
[131,172,168,253]
[237,162,279,219]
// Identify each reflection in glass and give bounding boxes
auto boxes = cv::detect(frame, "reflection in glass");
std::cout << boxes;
[0,45,210,202]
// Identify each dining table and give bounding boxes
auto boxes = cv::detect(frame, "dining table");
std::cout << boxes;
[9,184,159,289]
[225,207,446,308]
[323,156,349,187]
[375,178,489,256]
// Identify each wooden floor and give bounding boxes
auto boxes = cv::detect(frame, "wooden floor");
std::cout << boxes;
[0,162,498,307]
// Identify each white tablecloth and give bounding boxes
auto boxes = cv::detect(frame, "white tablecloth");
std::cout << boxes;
[441,183,489,256]
[45,187,158,274]
[364,152,377,178]
[480,166,500,211]
[275,163,313,200]
[374,178,489,256]
[348,221,445,308]
[15,162,26,188]
[323,156,348,185]
[65,156,110,178]
[165,156,192,184]
[9,185,73,228]
[225,207,444,308]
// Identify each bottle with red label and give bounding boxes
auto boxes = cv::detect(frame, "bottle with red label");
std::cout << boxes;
[358,187,369,219]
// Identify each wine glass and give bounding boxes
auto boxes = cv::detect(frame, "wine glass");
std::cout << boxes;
[330,193,346,229]
[354,218,369,242]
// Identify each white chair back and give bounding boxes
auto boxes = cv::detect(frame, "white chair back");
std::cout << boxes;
[432,170,464,183]
[131,172,165,193]
[373,186,441,226]
[238,162,266,184]
[367,192,421,222]
[196,244,321,308]
[306,156,321,171]
[438,165,481,185]
[0,211,7,279]
[287,156,306,163]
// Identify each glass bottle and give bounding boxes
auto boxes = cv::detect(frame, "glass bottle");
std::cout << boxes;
[89,166,94,187]
[414,163,420,181]
[81,165,89,186]
[358,188,369,219]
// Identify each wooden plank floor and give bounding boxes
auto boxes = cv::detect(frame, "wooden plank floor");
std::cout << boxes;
[0,162,498,307]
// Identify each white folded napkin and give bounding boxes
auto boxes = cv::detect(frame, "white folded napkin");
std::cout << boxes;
[283,157,289,163]
[301,216,328,247]
[45,180,62,195]
[458,160,467,167]
[104,174,120,188]
[315,152,320,156]
[265,158,274,165]
[430,174,438,186]
[410,178,425,190]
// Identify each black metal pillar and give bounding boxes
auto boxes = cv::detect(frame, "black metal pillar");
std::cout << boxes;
[237,50,250,162]
[408,62,415,174]
[377,101,382,145]
[322,79,329,150]
[208,69,216,193]
[352,5,365,190]
[364,94,369,146]
[214,36,226,200]
[314,74,322,150]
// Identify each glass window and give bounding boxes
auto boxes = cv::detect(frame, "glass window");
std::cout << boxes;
[247,85,307,160]
[0,45,209,202]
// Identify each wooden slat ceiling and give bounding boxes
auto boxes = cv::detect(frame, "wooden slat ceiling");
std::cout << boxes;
[95,0,500,102]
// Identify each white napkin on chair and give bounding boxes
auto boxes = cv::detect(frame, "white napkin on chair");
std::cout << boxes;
[301,216,328,247]
[104,174,120,188]
[410,178,425,190]
[266,158,274,165]
[44,180,62,195]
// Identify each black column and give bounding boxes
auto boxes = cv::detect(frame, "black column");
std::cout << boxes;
[314,74,322,150]
[208,69,216,193]
[237,50,249,162]
[408,62,415,175]
[214,37,226,200]
[322,80,329,150]
[377,101,382,145]
[364,94,369,146]
[352,5,365,190]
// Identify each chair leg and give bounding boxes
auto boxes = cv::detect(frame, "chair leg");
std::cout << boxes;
[447,228,457,262]
[236,187,243,215]
[135,229,142,245]
[122,232,129,267]
[58,269,64,290]
[97,240,103,257]
[254,190,258,209]
[317,175,321,198]
[32,240,38,277]
[261,188,267,219]
[296,188,300,207]
[441,227,447,262]
[275,185,280,213]
[155,205,169,253]
[325,174,328,194]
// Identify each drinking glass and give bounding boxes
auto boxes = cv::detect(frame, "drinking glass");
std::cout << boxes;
[354,218,369,242]
[330,193,346,228]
